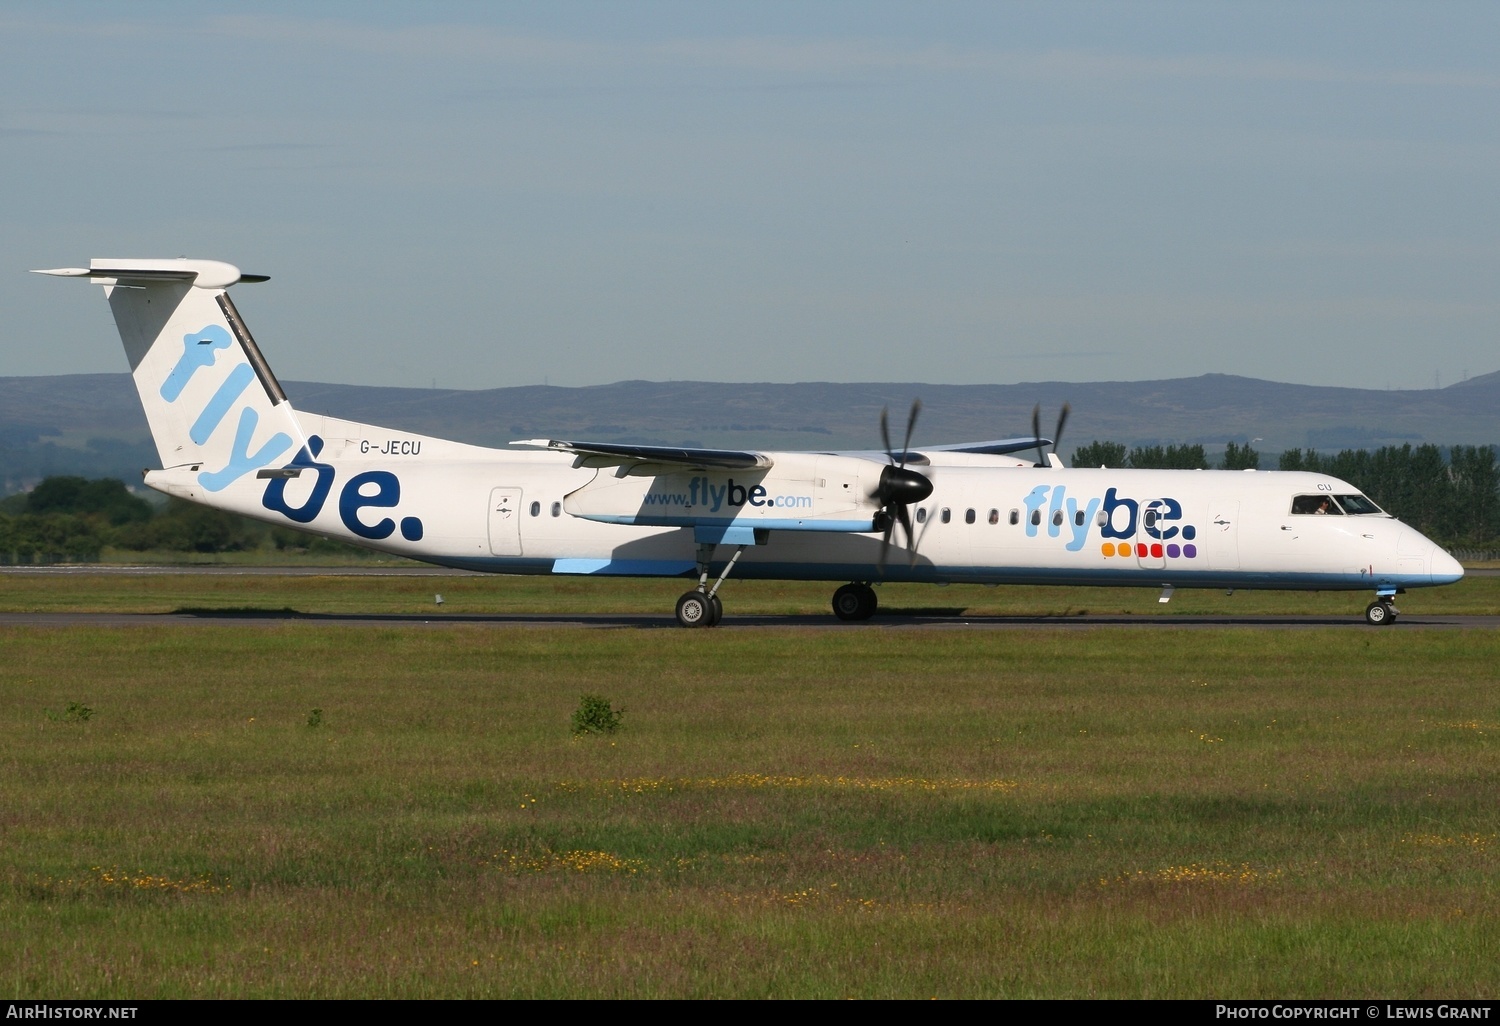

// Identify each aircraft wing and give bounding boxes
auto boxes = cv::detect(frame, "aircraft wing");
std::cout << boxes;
[919,436,1046,455]
[515,434,1042,473]
[512,438,773,471]
[827,436,1046,464]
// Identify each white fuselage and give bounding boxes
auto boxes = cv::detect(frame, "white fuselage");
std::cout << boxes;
[145,411,1463,594]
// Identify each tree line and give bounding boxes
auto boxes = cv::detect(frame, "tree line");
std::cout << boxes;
[5,447,1498,562]
[0,476,362,564]
[1071,440,1499,547]
[1278,444,1498,548]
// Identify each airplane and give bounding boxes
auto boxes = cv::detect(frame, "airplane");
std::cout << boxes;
[34,257,1464,627]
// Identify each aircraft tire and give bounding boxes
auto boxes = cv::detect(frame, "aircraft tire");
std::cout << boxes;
[676,591,713,628]
[1364,600,1396,627]
[707,594,723,626]
[832,583,877,622]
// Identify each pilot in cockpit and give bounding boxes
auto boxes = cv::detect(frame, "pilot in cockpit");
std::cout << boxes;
[1291,494,1343,515]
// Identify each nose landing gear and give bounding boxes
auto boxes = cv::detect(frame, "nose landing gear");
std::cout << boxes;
[1364,599,1398,626]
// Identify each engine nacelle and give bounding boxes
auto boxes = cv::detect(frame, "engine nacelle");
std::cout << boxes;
[563,452,884,532]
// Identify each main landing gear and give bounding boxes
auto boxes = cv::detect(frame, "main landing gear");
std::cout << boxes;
[673,558,881,628]
[831,582,878,621]
[675,590,722,627]
[674,542,744,628]
[1364,599,1399,626]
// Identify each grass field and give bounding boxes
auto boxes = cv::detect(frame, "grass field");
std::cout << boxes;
[2,582,1497,997]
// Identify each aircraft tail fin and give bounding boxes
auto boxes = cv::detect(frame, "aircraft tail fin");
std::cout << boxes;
[34,259,304,493]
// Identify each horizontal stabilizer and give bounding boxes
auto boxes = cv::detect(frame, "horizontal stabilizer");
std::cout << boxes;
[513,438,772,471]
[32,258,267,288]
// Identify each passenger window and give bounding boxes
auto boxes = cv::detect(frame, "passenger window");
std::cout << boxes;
[529,501,541,517]
[916,508,928,524]
[1291,494,1343,515]
[965,508,976,524]
[1096,510,1107,527]
[1009,509,1019,526]
[1030,509,1041,527]
[550,501,561,517]
[1074,510,1085,526]
[1052,510,1064,527]
[1144,509,1157,528]
[940,507,952,524]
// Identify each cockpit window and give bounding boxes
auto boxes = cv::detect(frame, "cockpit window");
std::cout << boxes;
[1335,494,1384,515]
[1291,494,1343,515]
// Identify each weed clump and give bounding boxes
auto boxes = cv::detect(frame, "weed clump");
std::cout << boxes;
[46,701,93,724]
[307,708,324,728]
[571,694,623,737]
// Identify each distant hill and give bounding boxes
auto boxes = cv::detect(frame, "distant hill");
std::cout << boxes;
[3,371,1498,491]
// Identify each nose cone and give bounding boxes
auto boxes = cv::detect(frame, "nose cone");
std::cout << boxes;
[1431,545,1465,586]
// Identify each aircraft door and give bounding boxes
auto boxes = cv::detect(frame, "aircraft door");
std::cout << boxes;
[487,487,523,556]
[1205,499,1239,570]
[1135,501,1167,570]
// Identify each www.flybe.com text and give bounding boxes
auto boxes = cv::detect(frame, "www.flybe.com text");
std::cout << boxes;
[643,477,813,513]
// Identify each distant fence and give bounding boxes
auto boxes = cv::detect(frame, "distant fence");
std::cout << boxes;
[0,553,85,566]
[1449,548,1500,563]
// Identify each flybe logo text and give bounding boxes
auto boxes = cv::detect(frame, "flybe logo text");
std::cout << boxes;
[159,324,292,491]
[642,477,813,513]
[1022,485,1199,554]
[260,435,424,542]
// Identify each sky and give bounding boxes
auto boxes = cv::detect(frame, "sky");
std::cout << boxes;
[3,1,1498,391]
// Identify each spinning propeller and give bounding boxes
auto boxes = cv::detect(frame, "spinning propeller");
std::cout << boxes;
[1031,402,1070,467]
[873,400,934,568]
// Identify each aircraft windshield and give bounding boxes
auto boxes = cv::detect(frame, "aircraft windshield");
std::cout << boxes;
[1291,494,1343,515]
[1290,493,1387,516]
[1335,493,1385,515]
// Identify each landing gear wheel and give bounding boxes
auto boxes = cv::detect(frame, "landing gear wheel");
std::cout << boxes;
[832,583,878,622]
[707,594,723,627]
[676,591,713,628]
[1365,600,1397,626]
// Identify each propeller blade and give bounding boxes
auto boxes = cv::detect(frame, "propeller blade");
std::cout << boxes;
[878,514,895,570]
[895,503,914,557]
[1053,402,1071,456]
[907,504,933,566]
[900,399,921,468]
[873,399,929,571]
[1031,404,1045,466]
